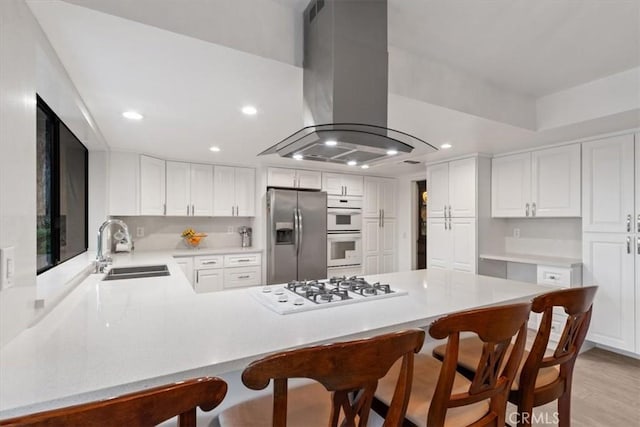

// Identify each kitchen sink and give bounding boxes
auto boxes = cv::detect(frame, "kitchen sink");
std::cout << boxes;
[102,265,170,281]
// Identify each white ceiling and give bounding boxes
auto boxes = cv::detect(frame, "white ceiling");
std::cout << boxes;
[27,0,640,176]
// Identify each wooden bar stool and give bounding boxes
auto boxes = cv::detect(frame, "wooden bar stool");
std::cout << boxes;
[432,286,598,427]
[374,303,531,427]
[217,329,425,427]
[0,377,227,427]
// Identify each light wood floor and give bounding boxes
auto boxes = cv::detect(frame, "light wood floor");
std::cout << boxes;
[504,347,640,426]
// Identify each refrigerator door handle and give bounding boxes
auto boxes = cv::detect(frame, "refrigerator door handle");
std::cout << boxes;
[293,208,299,256]
[297,208,303,256]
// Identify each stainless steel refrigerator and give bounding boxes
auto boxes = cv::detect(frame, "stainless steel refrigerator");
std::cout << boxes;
[267,189,327,284]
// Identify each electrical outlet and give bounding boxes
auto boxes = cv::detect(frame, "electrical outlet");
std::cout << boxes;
[136,227,144,237]
[0,247,15,290]
[513,228,520,238]
[227,226,234,233]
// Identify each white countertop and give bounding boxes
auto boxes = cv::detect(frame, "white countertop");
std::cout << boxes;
[0,254,554,418]
[480,252,582,268]
[172,247,262,257]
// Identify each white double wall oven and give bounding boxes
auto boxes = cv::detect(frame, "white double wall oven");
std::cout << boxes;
[327,196,362,276]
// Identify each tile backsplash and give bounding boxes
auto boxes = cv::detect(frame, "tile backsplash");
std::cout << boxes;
[113,216,254,251]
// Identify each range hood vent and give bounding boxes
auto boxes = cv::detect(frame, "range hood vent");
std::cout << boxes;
[259,0,436,166]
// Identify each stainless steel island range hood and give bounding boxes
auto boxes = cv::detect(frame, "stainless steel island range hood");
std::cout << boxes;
[259,0,437,166]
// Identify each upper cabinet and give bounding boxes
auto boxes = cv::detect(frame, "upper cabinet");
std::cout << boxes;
[363,177,396,218]
[213,166,255,217]
[322,173,364,196]
[140,155,166,215]
[267,167,322,190]
[109,151,139,216]
[582,134,635,233]
[427,157,476,218]
[166,161,213,216]
[491,144,581,218]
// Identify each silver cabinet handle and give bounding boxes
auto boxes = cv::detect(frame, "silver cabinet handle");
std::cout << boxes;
[196,270,199,283]
[202,260,217,265]
[444,218,448,230]
[637,214,639,233]
[628,236,632,254]
[532,202,536,217]
[238,275,250,279]
[637,236,639,255]
[163,203,166,215]
[379,209,382,227]
[381,209,384,227]
[192,204,195,216]
[237,259,251,263]
[444,204,446,218]
[525,203,530,217]
[449,216,452,230]
[187,205,189,215]
[627,214,632,232]
[448,205,451,219]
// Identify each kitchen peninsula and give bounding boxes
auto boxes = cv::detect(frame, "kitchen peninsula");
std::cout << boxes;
[0,253,553,419]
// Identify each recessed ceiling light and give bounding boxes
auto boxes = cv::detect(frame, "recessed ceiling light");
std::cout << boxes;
[293,153,303,160]
[241,105,257,115]
[386,149,398,156]
[325,140,337,146]
[347,160,357,166]
[440,143,452,149]
[122,111,143,120]
[361,164,369,169]
[209,146,221,152]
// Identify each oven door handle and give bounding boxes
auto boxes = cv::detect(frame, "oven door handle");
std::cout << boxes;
[327,208,361,215]
[327,234,362,242]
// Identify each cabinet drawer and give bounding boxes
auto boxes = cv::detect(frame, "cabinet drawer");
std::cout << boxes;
[224,253,261,268]
[536,265,571,287]
[224,266,261,289]
[194,255,224,269]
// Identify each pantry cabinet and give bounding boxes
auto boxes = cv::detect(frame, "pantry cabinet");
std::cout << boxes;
[582,133,639,355]
[363,217,397,274]
[427,217,476,273]
[139,155,166,215]
[267,167,322,190]
[165,162,213,216]
[213,166,255,217]
[492,144,581,218]
[363,177,396,218]
[322,173,364,196]
[427,158,476,218]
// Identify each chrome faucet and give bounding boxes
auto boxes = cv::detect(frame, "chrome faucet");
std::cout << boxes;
[96,219,131,273]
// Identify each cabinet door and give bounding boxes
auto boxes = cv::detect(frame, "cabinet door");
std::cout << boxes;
[380,178,397,218]
[381,218,397,273]
[363,217,381,275]
[267,167,297,188]
[235,167,255,217]
[165,161,191,216]
[139,155,166,215]
[224,266,261,288]
[491,153,531,217]
[190,163,213,216]
[343,174,364,196]
[363,178,380,217]
[531,144,581,217]
[427,218,450,269]
[427,163,449,218]
[195,269,223,293]
[582,134,634,232]
[213,166,236,216]
[322,173,344,195]
[449,158,476,217]
[583,232,635,351]
[450,218,476,273]
[109,151,139,216]
[175,257,193,285]
[296,169,322,190]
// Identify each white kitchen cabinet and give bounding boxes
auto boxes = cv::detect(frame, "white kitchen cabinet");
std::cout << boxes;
[195,268,224,293]
[363,217,397,275]
[582,134,634,233]
[427,157,476,218]
[190,252,262,293]
[109,151,139,216]
[224,266,261,289]
[166,162,213,216]
[139,155,166,215]
[322,173,364,196]
[363,177,396,218]
[492,145,580,218]
[267,167,321,190]
[583,232,635,352]
[427,217,476,273]
[174,256,194,285]
[213,166,255,217]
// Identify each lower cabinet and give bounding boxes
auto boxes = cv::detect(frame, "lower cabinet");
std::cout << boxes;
[176,252,262,293]
[363,217,397,275]
[427,217,476,273]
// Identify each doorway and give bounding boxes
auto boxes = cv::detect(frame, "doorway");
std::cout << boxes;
[416,180,427,269]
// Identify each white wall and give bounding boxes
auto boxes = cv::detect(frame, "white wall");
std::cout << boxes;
[0,0,107,347]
